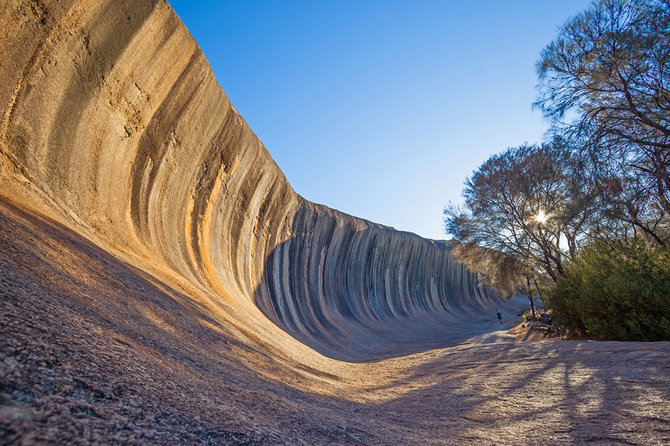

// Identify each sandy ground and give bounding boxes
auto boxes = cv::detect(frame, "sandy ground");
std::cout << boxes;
[508,321,562,342]
[2,198,670,445]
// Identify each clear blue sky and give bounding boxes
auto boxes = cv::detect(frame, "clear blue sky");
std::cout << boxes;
[168,0,591,240]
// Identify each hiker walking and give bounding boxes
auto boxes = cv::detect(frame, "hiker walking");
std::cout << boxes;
[496,310,502,324]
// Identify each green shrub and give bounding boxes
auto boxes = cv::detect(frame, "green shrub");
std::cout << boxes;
[546,239,670,341]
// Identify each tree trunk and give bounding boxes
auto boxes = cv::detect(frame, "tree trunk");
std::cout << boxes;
[525,276,537,319]
[532,276,545,309]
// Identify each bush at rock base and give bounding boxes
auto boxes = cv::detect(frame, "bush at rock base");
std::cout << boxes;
[547,239,670,341]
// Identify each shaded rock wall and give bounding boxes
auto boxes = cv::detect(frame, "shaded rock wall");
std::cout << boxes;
[255,202,498,359]
[0,0,503,360]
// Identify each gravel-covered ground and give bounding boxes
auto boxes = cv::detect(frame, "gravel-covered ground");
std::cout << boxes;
[2,198,670,445]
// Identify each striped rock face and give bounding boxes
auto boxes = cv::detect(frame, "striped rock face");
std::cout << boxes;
[0,0,508,362]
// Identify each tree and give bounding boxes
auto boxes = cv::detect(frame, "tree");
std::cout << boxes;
[536,0,670,241]
[587,154,670,245]
[444,142,598,284]
[449,241,540,318]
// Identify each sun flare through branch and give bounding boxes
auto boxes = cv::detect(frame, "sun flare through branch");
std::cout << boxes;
[533,209,550,225]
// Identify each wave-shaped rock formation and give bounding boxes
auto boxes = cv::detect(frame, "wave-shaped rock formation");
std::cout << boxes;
[1,0,505,362]
[3,2,670,444]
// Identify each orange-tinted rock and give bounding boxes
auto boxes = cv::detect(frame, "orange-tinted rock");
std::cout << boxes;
[0,0,506,361]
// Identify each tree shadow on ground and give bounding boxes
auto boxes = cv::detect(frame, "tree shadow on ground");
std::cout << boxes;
[366,340,670,444]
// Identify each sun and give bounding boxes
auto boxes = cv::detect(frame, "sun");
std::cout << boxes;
[533,209,549,224]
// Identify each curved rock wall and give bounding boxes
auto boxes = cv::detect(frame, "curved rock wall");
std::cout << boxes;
[0,0,503,361]
[255,202,498,359]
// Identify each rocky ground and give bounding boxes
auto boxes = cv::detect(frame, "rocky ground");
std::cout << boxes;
[2,198,670,445]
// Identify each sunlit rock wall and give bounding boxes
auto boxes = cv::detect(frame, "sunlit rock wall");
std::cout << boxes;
[0,0,503,360]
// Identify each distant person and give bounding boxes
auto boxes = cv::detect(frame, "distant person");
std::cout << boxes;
[496,310,502,324]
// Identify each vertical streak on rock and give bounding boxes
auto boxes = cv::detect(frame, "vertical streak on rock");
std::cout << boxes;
[198,165,228,297]
[46,0,160,214]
